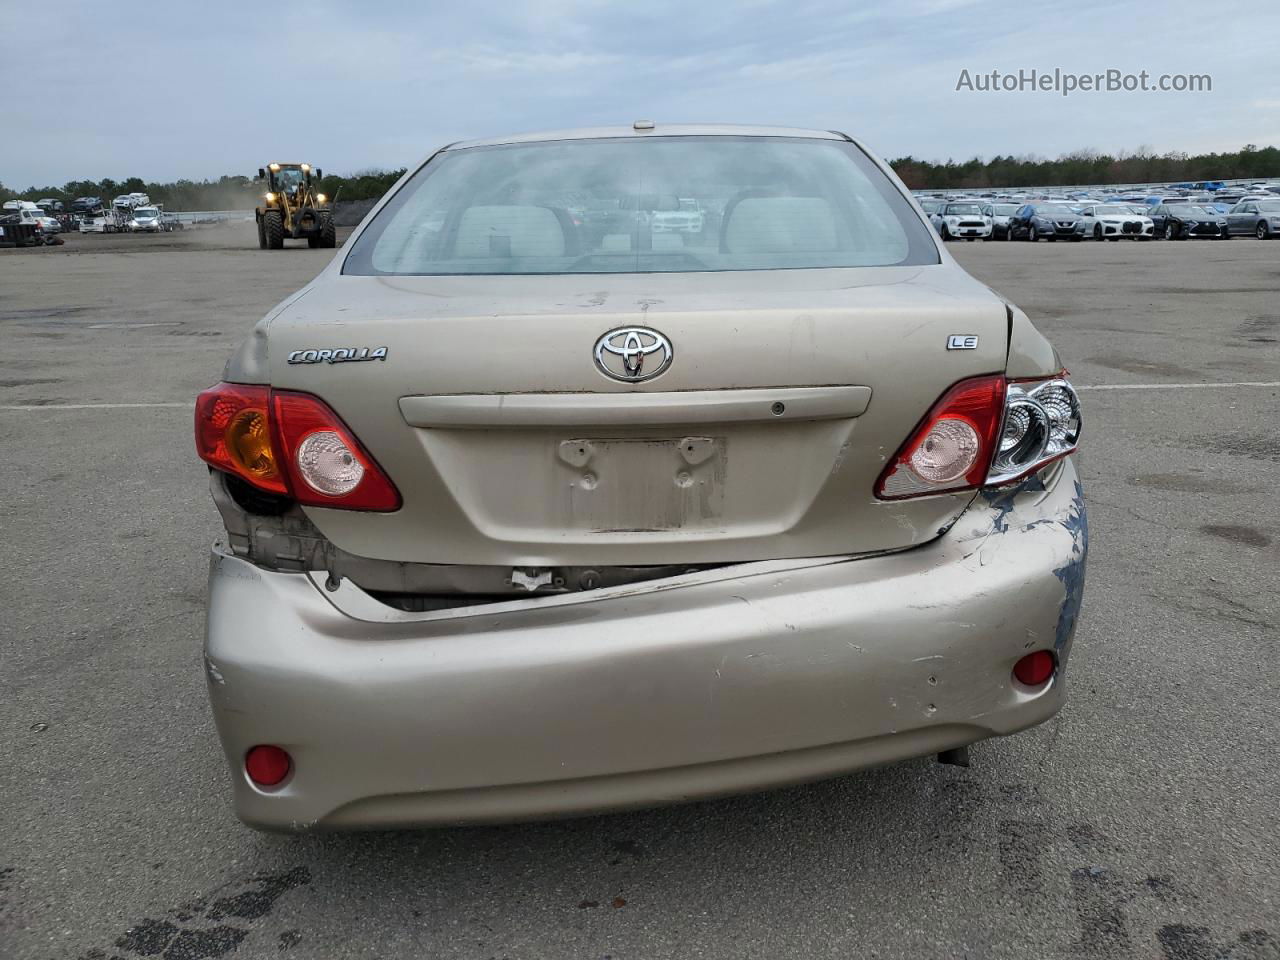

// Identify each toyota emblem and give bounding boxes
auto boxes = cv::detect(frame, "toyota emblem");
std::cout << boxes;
[593,327,673,383]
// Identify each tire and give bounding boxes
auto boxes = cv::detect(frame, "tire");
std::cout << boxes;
[256,217,266,249]
[319,217,336,248]
[263,210,284,249]
[1006,226,1016,241]
[1028,225,1038,241]
[1164,223,1175,240]
[1257,222,1270,240]
[965,237,975,242]
[1094,225,1103,241]
[307,236,320,248]
[940,225,951,241]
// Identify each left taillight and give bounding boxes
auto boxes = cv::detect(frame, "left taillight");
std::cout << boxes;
[195,382,401,512]
[195,383,286,494]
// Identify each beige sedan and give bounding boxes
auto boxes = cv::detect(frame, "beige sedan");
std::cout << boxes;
[195,123,1087,830]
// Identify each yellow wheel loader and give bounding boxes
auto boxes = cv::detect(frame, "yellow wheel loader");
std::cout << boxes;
[254,163,335,249]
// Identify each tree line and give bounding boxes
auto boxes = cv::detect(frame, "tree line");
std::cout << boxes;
[5,144,1280,206]
[888,144,1280,190]
[0,169,407,210]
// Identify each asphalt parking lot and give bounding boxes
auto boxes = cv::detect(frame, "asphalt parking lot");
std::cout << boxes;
[2,227,1277,960]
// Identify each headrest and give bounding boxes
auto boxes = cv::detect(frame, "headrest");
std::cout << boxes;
[454,205,566,258]
[722,196,838,254]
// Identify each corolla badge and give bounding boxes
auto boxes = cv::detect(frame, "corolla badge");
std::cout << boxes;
[593,327,673,383]
[287,346,388,364]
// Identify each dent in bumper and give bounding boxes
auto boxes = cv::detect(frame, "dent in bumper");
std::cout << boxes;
[204,460,1087,829]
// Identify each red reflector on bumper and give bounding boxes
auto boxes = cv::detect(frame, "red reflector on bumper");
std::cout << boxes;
[245,745,291,786]
[1013,651,1056,687]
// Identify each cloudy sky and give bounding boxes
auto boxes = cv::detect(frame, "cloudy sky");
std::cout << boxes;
[5,0,1280,188]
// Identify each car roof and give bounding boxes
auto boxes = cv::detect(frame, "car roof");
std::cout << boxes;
[448,123,848,150]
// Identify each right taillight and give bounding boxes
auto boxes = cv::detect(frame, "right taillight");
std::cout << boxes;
[875,371,1081,500]
[987,376,1082,485]
[195,382,401,512]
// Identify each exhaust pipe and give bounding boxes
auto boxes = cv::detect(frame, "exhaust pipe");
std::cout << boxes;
[937,746,970,767]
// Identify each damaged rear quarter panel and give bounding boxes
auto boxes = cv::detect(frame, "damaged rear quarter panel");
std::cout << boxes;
[965,462,1089,657]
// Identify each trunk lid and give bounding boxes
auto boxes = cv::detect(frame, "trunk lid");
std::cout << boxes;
[265,265,1009,565]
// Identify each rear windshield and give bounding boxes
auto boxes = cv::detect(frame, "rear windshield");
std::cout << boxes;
[343,136,939,275]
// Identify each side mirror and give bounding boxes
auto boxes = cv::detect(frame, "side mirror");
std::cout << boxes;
[258,168,266,179]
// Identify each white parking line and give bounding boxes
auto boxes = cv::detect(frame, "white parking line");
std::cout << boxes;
[0,402,194,411]
[1076,381,1280,391]
[1,381,1277,412]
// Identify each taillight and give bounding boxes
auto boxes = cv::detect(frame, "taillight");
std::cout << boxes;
[195,383,285,494]
[875,371,1082,500]
[271,391,400,511]
[195,383,400,511]
[876,375,1007,499]
[987,376,1082,484]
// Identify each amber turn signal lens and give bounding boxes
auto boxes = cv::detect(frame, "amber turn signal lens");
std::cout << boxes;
[224,409,277,480]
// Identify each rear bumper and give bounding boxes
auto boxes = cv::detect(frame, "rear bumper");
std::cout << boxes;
[204,460,1087,830]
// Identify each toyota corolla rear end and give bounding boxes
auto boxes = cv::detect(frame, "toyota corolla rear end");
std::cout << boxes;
[196,125,1087,830]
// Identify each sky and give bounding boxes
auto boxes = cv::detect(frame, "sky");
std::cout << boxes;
[5,0,1280,188]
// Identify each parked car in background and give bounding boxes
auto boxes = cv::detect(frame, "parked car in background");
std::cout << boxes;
[194,123,1086,831]
[1225,198,1280,238]
[652,198,705,234]
[1149,203,1229,240]
[71,196,105,215]
[129,206,163,232]
[1008,203,1083,241]
[930,201,993,240]
[1076,203,1154,241]
[982,203,1019,239]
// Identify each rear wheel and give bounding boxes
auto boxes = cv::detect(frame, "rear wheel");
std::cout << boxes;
[263,210,284,250]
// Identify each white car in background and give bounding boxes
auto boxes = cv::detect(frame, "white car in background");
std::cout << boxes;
[1076,203,1154,241]
[652,198,705,234]
[129,207,163,232]
[981,202,1019,239]
[930,201,993,240]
